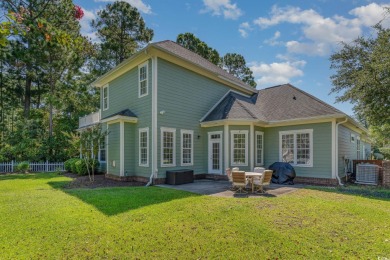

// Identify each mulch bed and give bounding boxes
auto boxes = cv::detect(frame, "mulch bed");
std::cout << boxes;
[62,173,144,189]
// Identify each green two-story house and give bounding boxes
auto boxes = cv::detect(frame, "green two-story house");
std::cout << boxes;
[78,40,370,185]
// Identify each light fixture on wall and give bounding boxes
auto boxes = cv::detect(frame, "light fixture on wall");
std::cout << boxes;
[197,135,201,139]
[159,110,165,115]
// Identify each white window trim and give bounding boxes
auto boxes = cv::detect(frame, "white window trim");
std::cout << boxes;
[102,84,109,111]
[230,130,248,167]
[255,131,264,166]
[279,129,313,167]
[161,127,176,167]
[181,129,194,166]
[350,133,356,143]
[356,136,361,160]
[98,136,106,163]
[139,127,149,167]
[138,61,148,98]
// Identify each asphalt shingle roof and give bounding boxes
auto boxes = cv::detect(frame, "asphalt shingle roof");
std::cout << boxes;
[203,84,343,122]
[102,109,137,120]
[152,40,255,93]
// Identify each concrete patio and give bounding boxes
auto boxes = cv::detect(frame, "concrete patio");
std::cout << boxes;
[157,179,305,198]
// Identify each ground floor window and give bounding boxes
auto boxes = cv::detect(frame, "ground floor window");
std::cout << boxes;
[139,128,149,166]
[98,138,106,162]
[279,129,313,167]
[255,131,264,166]
[231,130,248,166]
[161,127,176,167]
[181,130,193,166]
[357,137,361,159]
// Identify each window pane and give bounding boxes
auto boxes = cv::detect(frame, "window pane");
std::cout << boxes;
[296,133,310,165]
[233,133,246,164]
[182,132,192,164]
[163,131,174,165]
[139,65,147,96]
[256,134,263,164]
[140,131,148,165]
[282,134,294,163]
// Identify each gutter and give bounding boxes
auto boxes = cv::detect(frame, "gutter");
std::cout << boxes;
[335,117,348,186]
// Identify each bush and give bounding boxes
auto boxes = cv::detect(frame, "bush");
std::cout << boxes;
[378,148,390,160]
[75,159,99,176]
[71,159,80,174]
[64,158,79,172]
[16,161,30,173]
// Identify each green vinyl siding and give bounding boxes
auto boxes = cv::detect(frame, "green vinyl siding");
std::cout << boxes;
[264,122,333,179]
[100,59,152,127]
[107,123,120,176]
[338,125,371,176]
[124,123,135,176]
[103,59,152,178]
[156,58,239,177]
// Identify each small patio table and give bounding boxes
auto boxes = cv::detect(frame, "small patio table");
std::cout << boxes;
[245,172,263,193]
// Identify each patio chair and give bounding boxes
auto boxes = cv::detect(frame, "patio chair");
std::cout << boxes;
[226,168,237,191]
[232,171,247,194]
[254,170,273,193]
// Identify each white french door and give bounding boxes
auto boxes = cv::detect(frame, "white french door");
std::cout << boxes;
[208,131,222,174]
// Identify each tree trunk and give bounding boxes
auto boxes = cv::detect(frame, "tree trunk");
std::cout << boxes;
[24,72,31,118]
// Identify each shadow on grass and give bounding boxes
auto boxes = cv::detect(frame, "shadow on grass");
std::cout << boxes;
[306,185,390,201]
[48,181,198,216]
[0,172,62,181]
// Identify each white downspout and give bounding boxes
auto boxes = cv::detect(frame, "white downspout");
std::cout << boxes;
[146,55,158,187]
[335,117,348,186]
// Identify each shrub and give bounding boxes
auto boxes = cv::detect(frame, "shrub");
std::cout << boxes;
[75,159,99,176]
[64,158,79,172]
[378,148,390,160]
[16,161,30,173]
[71,159,80,174]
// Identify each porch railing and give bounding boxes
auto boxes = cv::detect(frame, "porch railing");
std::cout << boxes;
[79,110,101,129]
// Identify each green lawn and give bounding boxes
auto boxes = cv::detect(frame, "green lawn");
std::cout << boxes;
[1,173,389,259]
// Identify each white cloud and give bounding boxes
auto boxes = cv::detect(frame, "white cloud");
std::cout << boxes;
[238,22,252,38]
[253,4,389,56]
[264,30,282,46]
[201,0,243,20]
[249,60,306,87]
[349,3,390,27]
[94,0,152,14]
[79,8,99,42]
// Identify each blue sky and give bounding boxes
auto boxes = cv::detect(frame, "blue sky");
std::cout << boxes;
[75,0,390,116]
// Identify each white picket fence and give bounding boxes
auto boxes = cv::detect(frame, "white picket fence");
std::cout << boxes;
[0,161,65,173]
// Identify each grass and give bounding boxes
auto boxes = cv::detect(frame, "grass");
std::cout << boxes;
[0,173,389,259]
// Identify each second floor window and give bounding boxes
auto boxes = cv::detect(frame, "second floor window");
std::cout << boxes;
[102,85,108,110]
[139,62,148,97]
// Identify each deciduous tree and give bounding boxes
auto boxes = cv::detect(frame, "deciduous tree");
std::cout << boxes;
[221,53,256,87]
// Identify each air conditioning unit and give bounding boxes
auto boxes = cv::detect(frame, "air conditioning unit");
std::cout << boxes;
[356,164,379,185]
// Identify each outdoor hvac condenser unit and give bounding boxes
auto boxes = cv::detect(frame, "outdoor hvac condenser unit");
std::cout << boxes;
[356,164,379,185]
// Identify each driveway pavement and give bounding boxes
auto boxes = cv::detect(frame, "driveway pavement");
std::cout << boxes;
[157,179,305,198]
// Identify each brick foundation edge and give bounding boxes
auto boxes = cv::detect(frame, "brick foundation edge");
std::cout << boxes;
[106,173,343,186]
[294,176,338,186]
